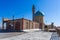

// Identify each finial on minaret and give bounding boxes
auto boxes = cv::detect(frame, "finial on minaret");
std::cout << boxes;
[32,4,35,21]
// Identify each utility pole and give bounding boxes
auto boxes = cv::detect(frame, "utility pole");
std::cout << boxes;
[12,15,14,32]
[2,17,4,30]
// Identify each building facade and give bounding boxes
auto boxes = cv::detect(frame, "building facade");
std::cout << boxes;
[2,18,39,31]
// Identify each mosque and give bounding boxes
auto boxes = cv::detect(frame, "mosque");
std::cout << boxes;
[2,5,55,32]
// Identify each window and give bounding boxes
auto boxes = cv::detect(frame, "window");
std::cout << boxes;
[32,23,33,29]
[4,23,6,29]
[35,24,37,28]
[26,22,28,29]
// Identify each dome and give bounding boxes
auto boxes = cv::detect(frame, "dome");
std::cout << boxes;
[34,11,44,16]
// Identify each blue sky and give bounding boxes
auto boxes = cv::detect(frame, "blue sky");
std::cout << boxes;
[0,0,60,27]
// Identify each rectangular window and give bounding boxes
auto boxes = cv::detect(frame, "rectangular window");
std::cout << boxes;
[26,22,28,29]
[32,23,33,29]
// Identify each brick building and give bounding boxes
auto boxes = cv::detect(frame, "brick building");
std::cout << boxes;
[2,5,44,32]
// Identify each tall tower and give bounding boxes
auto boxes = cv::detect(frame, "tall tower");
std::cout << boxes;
[32,4,35,21]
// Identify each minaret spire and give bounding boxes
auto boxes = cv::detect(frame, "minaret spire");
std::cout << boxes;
[32,4,35,21]
[32,4,35,14]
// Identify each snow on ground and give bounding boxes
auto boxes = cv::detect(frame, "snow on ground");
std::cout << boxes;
[0,31,52,40]
[50,32,60,40]
[0,30,60,40]
[0,32,26,39]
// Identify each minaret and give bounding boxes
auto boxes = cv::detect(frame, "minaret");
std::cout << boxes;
[32,4,35,21]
